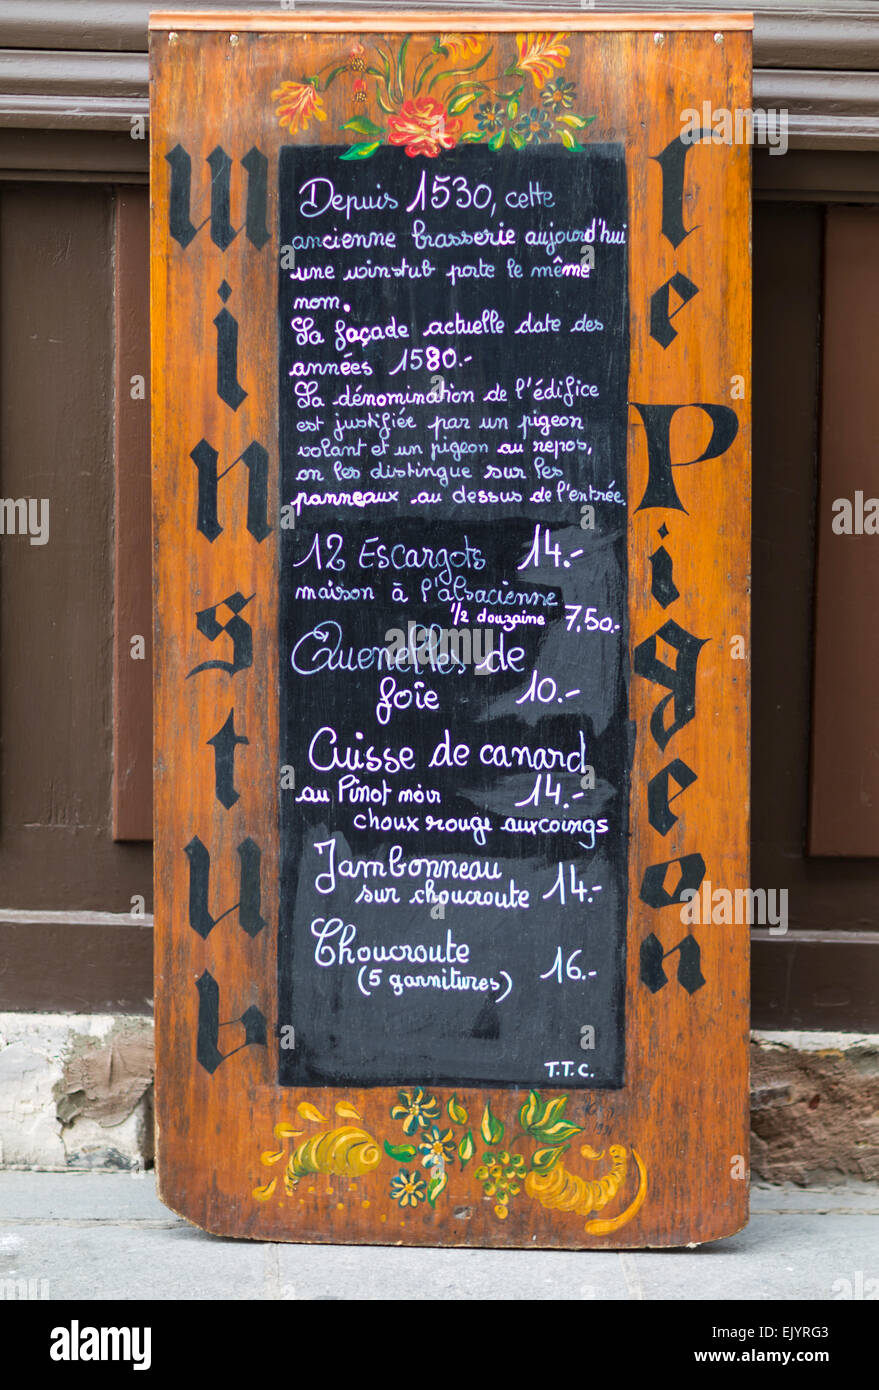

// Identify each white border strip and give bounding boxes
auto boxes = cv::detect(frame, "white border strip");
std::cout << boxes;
[0,909,154,927]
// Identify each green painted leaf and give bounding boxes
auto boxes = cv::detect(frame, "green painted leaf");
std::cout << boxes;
[509,130,525,150]
[519,1090,544,1130]
[427,49,492,92]
[458,1130,475,1166]
[533,1119,582,1144]
[556,113,588,129]
[396,34,410,102]
[507,98,520,120]
[447,1094,468,1125]
[341,117,384,137]
[340,141,382,161]
[461,131,484,143]
[480,1102,504,1145]
[318,64,349,92]
[488,129,506,152]
[384,1139,416,1161]
[448,92,480,116]
[540,1096,570,1126]
[427,1168,448,1207]
[414,58,437,97]
[531,1144,569,1172]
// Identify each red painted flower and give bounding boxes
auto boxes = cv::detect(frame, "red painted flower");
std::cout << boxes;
[348,41,367,73]
[271,80,326,134]
[387,97,462,157]
[515,32,571,90]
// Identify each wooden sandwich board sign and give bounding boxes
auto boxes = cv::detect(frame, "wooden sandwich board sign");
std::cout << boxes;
[150,10,751,1247]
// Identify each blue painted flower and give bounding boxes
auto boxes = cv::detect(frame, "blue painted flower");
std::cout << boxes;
[391,1088,441,1135]
[541,77,576,112]
[516,106,553,143]
[390,1168,427,1207]
[475,100,507,135]
[418,1126,456,1169]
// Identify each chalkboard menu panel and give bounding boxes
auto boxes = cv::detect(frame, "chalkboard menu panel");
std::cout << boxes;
[279,145,630,1087]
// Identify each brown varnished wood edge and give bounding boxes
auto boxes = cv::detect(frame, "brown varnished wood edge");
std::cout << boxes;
[149,11,755,33]
[149,24,752,1248]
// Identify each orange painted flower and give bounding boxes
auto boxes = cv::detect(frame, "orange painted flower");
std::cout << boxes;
[348,41,367,73]
[515,32,571,89]
[271,80,327,134]
[387,97,462,157]
[438,33,484,60]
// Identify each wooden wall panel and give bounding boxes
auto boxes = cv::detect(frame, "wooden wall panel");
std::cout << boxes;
[113,185,153,841]
[151,12,751,1247]
[752,930,879,1032]
[0,182,152,911]
[810,207,879,857]
[0,918,153,1013]
[750,202,879,960]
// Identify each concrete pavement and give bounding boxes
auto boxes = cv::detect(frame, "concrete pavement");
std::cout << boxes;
[0,1173,876,1301]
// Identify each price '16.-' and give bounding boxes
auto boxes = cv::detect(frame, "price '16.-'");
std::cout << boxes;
[540,947,590,984]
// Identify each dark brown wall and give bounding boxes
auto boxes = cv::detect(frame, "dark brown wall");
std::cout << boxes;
[751,201,822,908]
[1,181,877,1027]
[0,183,152,1007]
[750,196,879,1030]
[0,49,877,1023]
[810,207,879,857]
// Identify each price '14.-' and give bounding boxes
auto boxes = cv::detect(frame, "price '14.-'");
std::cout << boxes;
[517,523,584,571]
[542,862,602,906]
[514,771,566,807]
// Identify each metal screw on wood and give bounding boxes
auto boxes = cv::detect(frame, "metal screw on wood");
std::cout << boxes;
[653,33,664,45]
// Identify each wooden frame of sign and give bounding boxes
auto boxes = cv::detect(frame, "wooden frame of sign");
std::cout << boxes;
[150,10,751,1248]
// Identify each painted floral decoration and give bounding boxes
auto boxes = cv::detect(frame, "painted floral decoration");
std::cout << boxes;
[438,33,484,60]
[387,97,463,157]
[418,1125,457,1168]
[271,80,327,135]
[254,1091,648,1237]
[272,31,595,158]
[514,32,570,89]
[390,1168,428,1207]
[390,1087,441,1134]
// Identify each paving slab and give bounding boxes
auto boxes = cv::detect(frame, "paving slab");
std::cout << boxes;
[0,1172,177,1224]
[0,1173,876,1301]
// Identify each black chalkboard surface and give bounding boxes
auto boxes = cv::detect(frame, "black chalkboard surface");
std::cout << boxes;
[278,143,630,1088]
